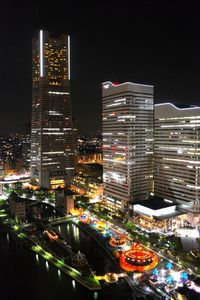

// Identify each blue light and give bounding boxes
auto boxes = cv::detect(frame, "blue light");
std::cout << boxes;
[152,268,158,276]
[166,261,173,270]
[180,271,188,281]
[166,275,174,285]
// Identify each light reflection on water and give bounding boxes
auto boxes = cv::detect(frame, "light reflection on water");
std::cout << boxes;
[6,233,9,242]
[72,279,76,289]
[58,269,61,278]
[0,226,134,300]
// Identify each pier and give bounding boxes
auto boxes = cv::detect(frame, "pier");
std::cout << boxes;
[32,244,101,290]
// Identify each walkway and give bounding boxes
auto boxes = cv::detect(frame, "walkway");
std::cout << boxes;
[32,244,101,290]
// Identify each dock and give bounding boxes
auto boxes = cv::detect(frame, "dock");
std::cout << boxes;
[32,244,101,290]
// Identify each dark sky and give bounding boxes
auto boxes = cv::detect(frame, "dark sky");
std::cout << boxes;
[1,0,200,134]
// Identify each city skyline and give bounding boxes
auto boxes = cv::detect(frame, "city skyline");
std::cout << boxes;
[1,2,200,300]
[1,0,200,134]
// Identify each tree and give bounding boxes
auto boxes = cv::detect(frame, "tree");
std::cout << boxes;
[3,183,9,191]
[15,182,23,190]
[24,188,34,198]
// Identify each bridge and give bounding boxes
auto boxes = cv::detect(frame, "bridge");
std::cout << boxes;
[48,215,76,225]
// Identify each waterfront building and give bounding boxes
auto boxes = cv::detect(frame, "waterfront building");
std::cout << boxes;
[154,103,200,225]
[102,81,154,211]
[9,191,26,220]
[55,187,65,208]
[55,187,75,213]
[30,30,76,188]
[131,196,183,233]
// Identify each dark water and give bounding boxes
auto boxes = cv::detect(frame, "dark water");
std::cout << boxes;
[55,223,118,275]
[0,226,134,300]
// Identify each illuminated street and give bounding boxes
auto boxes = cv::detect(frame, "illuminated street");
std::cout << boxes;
[72,210,200,299]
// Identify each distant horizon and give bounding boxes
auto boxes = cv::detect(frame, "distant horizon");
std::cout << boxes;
[1,1,200,134]
[0,130,103,137]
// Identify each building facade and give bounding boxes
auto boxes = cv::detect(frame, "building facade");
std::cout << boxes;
[9,192,26,220]
[30,30,76,188]
[55,188,75,213]
[70,172,103,200]
[154,103,200,217]
[102,81,154,211]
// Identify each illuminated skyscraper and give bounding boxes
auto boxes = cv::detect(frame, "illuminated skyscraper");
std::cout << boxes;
[102,81,154,211]
[30,30,76,188]
[154,103,200,218]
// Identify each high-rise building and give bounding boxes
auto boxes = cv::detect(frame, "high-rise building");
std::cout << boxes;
[102,81,154,211]
[30,30,76,188]
[154,103,200,217]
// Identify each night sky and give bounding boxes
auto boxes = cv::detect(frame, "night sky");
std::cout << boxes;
[1,0,200,134]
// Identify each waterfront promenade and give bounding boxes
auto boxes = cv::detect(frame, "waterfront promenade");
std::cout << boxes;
[32,244,101,290]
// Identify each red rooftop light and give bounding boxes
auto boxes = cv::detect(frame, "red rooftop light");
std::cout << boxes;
[112,82,120,86]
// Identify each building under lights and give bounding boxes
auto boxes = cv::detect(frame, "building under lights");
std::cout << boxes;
[102,81,154,211]
[154,103,200,224]
[30,30,76,188]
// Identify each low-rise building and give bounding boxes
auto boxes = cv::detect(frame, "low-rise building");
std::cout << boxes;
[55,187,76,213]
[130,196,185,234]
[70,172,103,200]
[9,191,26,220]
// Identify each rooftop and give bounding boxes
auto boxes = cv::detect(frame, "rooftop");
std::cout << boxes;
[131,196,175,210]
[9,191,24,203]
[56,187,77,196]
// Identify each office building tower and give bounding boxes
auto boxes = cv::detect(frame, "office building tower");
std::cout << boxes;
[154,103,200,216]
[102,81,154,211]
[30,30,76,188]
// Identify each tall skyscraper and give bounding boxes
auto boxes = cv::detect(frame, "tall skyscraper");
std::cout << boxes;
[154,103,200,218]
[102,81,154,211]
[30,30,76,188]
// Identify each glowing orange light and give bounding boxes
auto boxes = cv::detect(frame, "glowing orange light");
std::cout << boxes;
[95,221,106,231]
[120,243,158,272]
[44,230,59,241]
[109,234,127,247]
[69,208,84,216]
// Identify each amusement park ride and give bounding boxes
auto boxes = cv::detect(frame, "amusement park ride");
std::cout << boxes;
[42,208,198,298]
[119,242,158,272]
[77,211,159,274]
